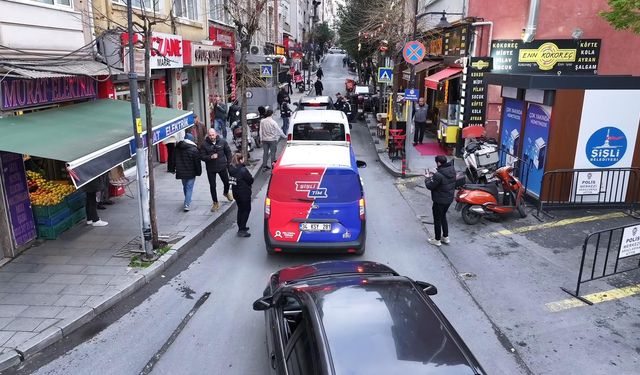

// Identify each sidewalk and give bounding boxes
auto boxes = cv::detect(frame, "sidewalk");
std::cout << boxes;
[365,114,465,177]
[0,147,264,371]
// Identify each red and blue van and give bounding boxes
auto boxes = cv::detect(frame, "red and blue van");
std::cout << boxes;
[264,144,366,254]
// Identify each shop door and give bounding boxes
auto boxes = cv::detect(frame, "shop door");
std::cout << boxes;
[520,103,552,197]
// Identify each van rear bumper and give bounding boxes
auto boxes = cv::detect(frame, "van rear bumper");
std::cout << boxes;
[264,221,366,252]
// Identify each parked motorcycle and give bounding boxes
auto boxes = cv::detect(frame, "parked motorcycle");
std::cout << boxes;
[247,112,262,148]
[295,74,305,93]
[231,120,254,153]
[463,139,499,184]
[455,165,527,225]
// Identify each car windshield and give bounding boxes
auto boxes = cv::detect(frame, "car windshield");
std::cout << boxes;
[292,123,345,141]
[311,277,478,374]
[269,169,361,203]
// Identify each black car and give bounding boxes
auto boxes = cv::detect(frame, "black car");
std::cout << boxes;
[253,261,486,375]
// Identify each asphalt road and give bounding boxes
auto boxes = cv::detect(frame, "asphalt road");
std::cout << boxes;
[14,55,528,375]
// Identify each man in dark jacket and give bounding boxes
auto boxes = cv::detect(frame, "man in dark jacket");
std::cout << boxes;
[212,95,228,139]
[316,66,324,80]
[228,153,254,237]
[280,96,292,135]
[425,155,456,246]
[175,133,202,211]
[227,100,241,126]
[84,175,108,227]
[200,128,233,212]
[277,87,287,109]
[314,78,323,96]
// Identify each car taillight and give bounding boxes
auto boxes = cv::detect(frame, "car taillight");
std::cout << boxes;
[359,198,365,220]
[346,133,351,143]
[287,134,292,141]
[265,198,271,218]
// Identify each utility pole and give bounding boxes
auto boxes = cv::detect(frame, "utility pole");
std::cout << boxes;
[404,0,421,177]
[126,0,153,258]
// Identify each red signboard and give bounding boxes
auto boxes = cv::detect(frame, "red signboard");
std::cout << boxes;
[209,26,235,49]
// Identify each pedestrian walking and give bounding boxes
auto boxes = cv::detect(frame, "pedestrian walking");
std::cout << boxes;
[212,95,228,139]
[424,155,457,246]
[316,66,324,80]
[277,87,287,109]
[259,109,286,170]
[228,153,254,237]
[413,97,429,145]
[281,97,292,135]
[190,114,207,149]
[227,100,241,126]
[286,72,293,95]
[162,130,184,173]
[175,133,202,211]
[200,128,233,212]
[314,78,324,96]
[84,176,108,227]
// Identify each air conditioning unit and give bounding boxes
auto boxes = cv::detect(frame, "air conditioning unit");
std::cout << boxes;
[250,45,260,55]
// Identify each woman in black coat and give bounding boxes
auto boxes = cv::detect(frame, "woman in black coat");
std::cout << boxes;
[228,153,254,237]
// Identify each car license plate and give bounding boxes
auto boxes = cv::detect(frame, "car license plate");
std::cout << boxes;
[300,223,331,232]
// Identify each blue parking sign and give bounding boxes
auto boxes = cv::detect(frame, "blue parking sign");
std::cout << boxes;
[404,88,419,101]
[378,67,393,83]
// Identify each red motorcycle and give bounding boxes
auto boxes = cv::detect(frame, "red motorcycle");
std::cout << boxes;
[455,166,527,225]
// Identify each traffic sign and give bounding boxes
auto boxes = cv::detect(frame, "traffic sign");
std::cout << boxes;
[260,64,273,77]
[403,41,426,65]
[404,88,419,101]
[378,67,393,83]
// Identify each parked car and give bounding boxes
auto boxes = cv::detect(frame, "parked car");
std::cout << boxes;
[295,96,334,111]
[264,144,366,254]
[253,260,487,375]
[287,110,351,146]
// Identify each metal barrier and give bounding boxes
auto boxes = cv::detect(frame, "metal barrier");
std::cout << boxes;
[537,168,640,218]
[562,222,640,303]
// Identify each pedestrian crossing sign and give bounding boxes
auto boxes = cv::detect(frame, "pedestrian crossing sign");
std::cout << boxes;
[260,65,273,78]
[378,67,393,83]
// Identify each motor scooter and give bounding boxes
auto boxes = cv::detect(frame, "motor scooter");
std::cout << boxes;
[455,166,527,225]
[295,74,305,93]
[231,120,254,152]
[247,112,262,148]
[463,139,499,184]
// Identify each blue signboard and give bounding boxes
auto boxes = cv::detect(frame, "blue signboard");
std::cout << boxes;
[130,114,194,156]
[404,88,419,101]
[585,126,628,167]
[260,65,273,78]
[521,104,551,196]
[499,99,524,166]
[378,68,393,83]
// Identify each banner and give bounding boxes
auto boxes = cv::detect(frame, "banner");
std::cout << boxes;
[499,99,524,166]
[521,104,552,196]
[1,76,96,111]
[462,57,492,127]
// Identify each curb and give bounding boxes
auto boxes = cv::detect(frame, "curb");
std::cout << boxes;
[364,116,421,178]
[0,155,265,372]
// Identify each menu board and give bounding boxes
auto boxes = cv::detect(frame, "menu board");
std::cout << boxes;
[0,152,36,247]
[462,57,492,127]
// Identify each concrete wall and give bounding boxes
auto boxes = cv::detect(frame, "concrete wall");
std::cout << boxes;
[468,0,640,75]
[0,0,90,57]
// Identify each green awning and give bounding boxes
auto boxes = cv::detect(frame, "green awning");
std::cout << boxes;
[0,99,193,187]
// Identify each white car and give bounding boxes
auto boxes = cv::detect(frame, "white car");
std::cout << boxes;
[287,110,351,146]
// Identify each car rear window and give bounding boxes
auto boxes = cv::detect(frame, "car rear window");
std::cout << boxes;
[292,123,345,141]
[300,102,330,109]
[268,168,361,203]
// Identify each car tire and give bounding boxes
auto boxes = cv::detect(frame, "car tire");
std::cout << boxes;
[461,204,482,225]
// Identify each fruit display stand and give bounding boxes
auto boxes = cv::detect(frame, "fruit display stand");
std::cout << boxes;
[27,171,85,239]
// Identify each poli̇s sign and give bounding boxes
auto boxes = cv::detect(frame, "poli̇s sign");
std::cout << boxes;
[585,127,627,167]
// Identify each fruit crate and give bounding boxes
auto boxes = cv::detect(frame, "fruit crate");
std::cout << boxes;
[32,201,67,218]
[34,206,70,226]
[36,216,72,240]
[70,208,86,225]
[64,191,86,211]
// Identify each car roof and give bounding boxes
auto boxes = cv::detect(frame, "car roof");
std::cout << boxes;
[276,144,353,168]
[291,109,347,123]
[274,261,397,287]
[299,96,332,103]
[292,275,483,375]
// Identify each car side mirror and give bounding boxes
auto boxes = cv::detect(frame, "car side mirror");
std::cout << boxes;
[415,281,438,296]
[356,160,367,168]
[252,296,274,311]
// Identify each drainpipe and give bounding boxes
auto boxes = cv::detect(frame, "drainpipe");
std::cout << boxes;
[471,21,493,57]
[88,0,98,57]
[522,0,541,43]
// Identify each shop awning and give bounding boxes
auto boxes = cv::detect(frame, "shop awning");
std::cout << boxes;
[0,100,193,188]
[425,67,463,90]
[403,61,441,76]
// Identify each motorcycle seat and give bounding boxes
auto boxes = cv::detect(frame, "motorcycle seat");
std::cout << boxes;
[464,183,499,198]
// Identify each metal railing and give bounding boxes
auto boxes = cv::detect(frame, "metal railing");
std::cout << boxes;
[562,222,640,302]
[537,168,640,218]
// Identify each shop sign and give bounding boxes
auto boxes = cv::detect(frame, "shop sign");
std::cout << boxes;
[130,114,194,156]
[443,26,468,56]
[575,171,602,195]
[585,126,627,168]
[1,76,96,111]
[428,38,443,55]
[619,225,640,258]
[209,26,235,49]
[461,57,492,127]
[149,32,184,69]
[191,44,222,67]
[0,152,36,247]
[275,45,286,55]
[490,39,601,74]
